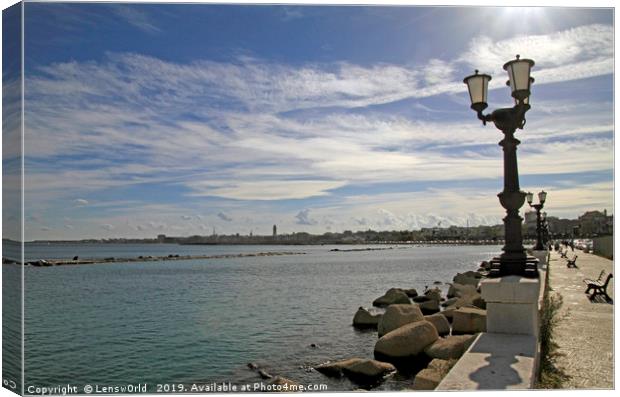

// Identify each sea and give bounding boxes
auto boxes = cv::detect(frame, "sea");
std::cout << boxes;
[3,242,499,392]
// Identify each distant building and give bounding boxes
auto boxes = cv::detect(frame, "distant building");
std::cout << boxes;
[273,224,277,238]
[578,209,613,236]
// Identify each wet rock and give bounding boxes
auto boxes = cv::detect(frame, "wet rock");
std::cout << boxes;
[424,313,450,336]
[247,363,259,370]
[315,358,363,378]
[412,295,430,303]
[316,358,395,385]
[353,307,382,329]
[373,288,411,307]
[341,359,396,384]
[452,307,487,335]
[374,321,438,359]
[404,288,418,298]
[424,334,477,360]
[309,343,319,349]
[377,304,424,337]
[418,299,440,315]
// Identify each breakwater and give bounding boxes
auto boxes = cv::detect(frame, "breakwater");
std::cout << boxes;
[17,251,306,267]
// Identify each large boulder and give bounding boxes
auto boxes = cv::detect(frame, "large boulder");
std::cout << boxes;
[373,288,411,307]
[374,321,439,359]
[412,295,430,303]
[341,359,396,384]
[424,313,450,336]
[412,358,456,390]
[441,297,458,307]
[452,273,480,287]
[447,283,477,298]
[353,307,382,329]
[315,358,395,385]
[424,334,477,359]
[377,304,424,337]
[404,288,418,298]
[412,368,442,390]
[419,299,440,315]
[452,307,487,335]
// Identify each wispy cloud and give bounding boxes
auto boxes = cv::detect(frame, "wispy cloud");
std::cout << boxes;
[112,5,161,34]
[295,209,317,226]
[20,22,613,239]
[217,212,233,222]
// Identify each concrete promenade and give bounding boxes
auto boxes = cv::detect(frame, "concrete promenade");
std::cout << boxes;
[548,249,614,389]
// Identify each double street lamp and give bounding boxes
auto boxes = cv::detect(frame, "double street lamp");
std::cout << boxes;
[464,55,538,278]
[526,190,547,250]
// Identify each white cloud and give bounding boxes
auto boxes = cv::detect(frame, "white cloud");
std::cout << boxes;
[217,212,233,222]
[19,22,613,240]
[295,209,317,225]
[112,5,160,34]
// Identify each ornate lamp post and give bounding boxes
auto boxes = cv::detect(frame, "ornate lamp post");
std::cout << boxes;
[464,55,538,278]
[526,190,547,250]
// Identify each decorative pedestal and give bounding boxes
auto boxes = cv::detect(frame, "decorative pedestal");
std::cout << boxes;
[480,276,541,337]
[531,250,549,269]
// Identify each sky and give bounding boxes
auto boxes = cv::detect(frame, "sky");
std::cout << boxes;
[2,2,614,240]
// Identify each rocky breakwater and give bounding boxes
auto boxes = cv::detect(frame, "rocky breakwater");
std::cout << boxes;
[324,261,490,391]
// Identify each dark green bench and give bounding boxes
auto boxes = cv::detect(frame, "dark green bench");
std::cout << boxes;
[585,273,613,301]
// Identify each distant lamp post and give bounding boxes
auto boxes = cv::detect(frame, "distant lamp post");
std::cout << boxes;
[464,55,538,278]
[526,190,547,250]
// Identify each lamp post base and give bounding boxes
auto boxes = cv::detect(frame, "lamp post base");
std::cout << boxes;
[488,255,539,278]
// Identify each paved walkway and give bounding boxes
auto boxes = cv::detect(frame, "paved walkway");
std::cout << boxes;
[547,249,614,389]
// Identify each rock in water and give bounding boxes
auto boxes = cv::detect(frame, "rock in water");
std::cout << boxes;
[452,272,481,287]
[424,334,478,359]
[452,307,487,334]
[315,358,395,385]
[412,295,431,303]
[377,304,424,337]
[423,313,450,336]
[373,288,411,307]
[404,288,418,298]
[374,321,439,359]
[341,359,396,384]
[315,358,363,378]
[447,283,477,298]
[419,299,440,315]
[352,307,382,329]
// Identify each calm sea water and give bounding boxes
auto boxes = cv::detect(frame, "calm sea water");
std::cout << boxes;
[6,243,499,392]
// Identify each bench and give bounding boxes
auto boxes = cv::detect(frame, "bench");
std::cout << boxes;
[585,273,613,301]
[566,255,578,268]
[584,270,605,285]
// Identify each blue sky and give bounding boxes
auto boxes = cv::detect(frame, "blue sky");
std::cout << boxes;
[4,3,614,240]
